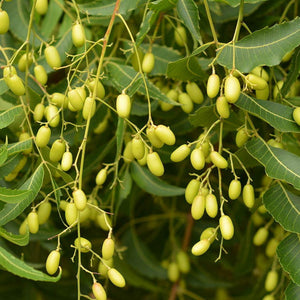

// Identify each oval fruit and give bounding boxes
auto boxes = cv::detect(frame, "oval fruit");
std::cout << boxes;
[256,86,269,100]
[265,238,279,258]
[49,139,65,162]
[207,74,220,98]
[142,52,155,73]
[186,82,204,104]
[137,147,148,166]
[147,152,164,176]
[18,53,33,72]
[191,239,210,256]
[107,268,126,287]
[116,93,131,118]
[6,74,25,96]
[72,23,85,47]
[210,151,228,169]
[131,48,144,72]
[205,194,218,218]
[228,179,241,200]
[37,201,51,225]
[200,227,216,242]
[61,151,73,171]
[98,258,113,277]
[242,184,255,208]
[178,93,194,113]
[262,295,274,300]
[0,10,9,34]
[96,213,111,231]
[102,238,115,260]
[92,282,107,300]
[190,148,205,170]
[96,169,107,186]
[123,141,134,163]
[174,26,187,47]
[34,65,48,85]
[44,45,61,69]
[68,87,86,111]
[82,97,96,120]
[250,66,269,82]
[253,227,269,246]
[216,96,230,119]
[74,237,92,253]
[65,202,78,225]
[235,128,249,148]
[176,251,190,274]
[87,78,105,99]
[246,73,268,90]
[170,144,190,162]
[191,195,206,220]
[27,211,39,234]
[46,250,60,275]
[219,215,234,240]
[35,0,48,15]
[19,219,28,235]
[73,189,87,211]
[293,107,300,126]
[265,270,278,292]
[146,126,164,148]
[185,179,200,204]
[3,66,16,84]
[51,92,68,108]
[46,104,60,127]
[35,125,51,148]
[155,125,176,145]
[224,75,240,103]
[167,262,179,282]
[132,137,145,160]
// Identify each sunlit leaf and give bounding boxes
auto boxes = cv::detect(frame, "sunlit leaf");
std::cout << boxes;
[0,188,31,203]
[0,106,23,129]
[0,227,29,246]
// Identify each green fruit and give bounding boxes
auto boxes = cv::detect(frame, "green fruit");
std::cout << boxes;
[174,26,187,47]
[191,195,205,220]
[246,73,268,90]
[34,65,48,85]
[96,213,111,231]
[123,141,134,163]
[253,227,268,246]
[3,66,16,83]
[178,92,194,113]
[132,137,145,160]
[49,139,65,162]
[176,251,190,274]
[65,202,78,225]
[44,45,61,69]
[185,179,200,204]
[186,82,204,104]
[216,96,230,119]
[51,92,68,108]
[242,184,255,208]
[45,104,60,127]
[146,126,164,148]
[92,282,107,300]
[82,97,96,120]
[207,74,220,98]
[224,75,240,103]
[210,151,228,169]
[161,89,177,111]
[262,295,275,300]
[37,201,51,225]
[0,10,9,34]
[61,151,73,171]
[235,128,249,147]
[265,270,278,292]
[102,238,115,260]
[96,169,107,186]
[256,86,269,100]
[131,48,144,72]
[142,52,155,73]
[5,74,25,95]
[205,194,218,218]
[18,53,33,72]
[154,125,176,145]
[73,189,87,211]
[19,219,28,235]
[147,152,164,176]
[116,93,131,118]
[74,237,92,253]
[27,211,39,234]
[282,49,293,62]
[191,239,210,256]
[200,227,216,242]
[170,144,190,162]
[98,258,113,277]
[293,107,300,126]
[228,179,241,200]
[138,147,148,166]
[108,268,126,287]
[35,125,51,148]
[72,23,85,47]
[190,148,205,170]
[46,250,60,275]
[219,215,234,240]
[265,238,279,258]
[167,262,179,282]
[68,87,86,111]
[35,0,48,15]
[87,78,105,99]
[250,66,269,82]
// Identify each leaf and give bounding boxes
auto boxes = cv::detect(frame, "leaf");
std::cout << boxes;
[0,106,23,129]
[149,0,178,11]
[7,139,32,156]
[263,182,300,234]
[0,79,9,95]
[136,11,158,46]
[0,245,61,282]
[0,188,31,203]
[245,138,300,190]
[189,105,218,127]
[235,93,300,133]
[130,162,185,196]
[0,143,8,166]
[285,281,300,300]
[217,17,300,72]
[116,117,125,160]
[0,227,29,246]
[222,0,267,7]
[0,164,44,226]
[177,0,202,43]
[277,233,300,286]
[0,154,22,178]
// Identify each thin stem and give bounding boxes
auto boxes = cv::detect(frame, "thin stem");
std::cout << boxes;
[202,0,218,45]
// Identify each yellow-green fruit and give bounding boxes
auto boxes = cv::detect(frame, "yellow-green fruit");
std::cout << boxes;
[265,238,279,258]
[37,201,51,225]
[102,238,115,260]
[252,212,264,227]
[142,52,155,73]
[87,79,105,99]
[191,239,210,256]
[65,202,78,225]
[293,107,300,126]
[92,282,107,300]
[18,53,33,72]
[138,147,148,166]
[256,86,269,100]
[216,96,230,119]
[191,195,206,220]
[219,215,234,240]
[207,74,220,98]
[200,227,216,242]
[243,184,255,208]
[19,132,32,154]
[34,65,48,85]
[176,251,190,274]
[205,194,218,218]
[268,139,284,149]
[265,270,278,292]
[96,213,111,231]
[46,250,60,275]
[235,128,249,148]
[228,179,241,200]
[178,93,194,113]
[61,151,73,171]
[161,89,177,111]
[210,151,228,169]
[186,82,204,104]
[155,125,176,145]
[123,141,134,163]
[19,219,28,235]
[35,0,48,14]
[253,227,269,246]
[68,88,86,111]
[250,66,269,82]
[0,10,9,34]
[132,137,145,160]
[44,45,61,69]
[79,206,91,223]
[98,258,113,277]
[27,211,39,234]
[73,189,87,211]
[282,50,294,62]
[49,139,65,162]
[146,126,164,148]
[82,97,96,120]
[74,237,92,253]
[147,152,164,177]
[46,105,60,127]
[59,200,68,211]
[258,204,267,214]
[116,94,131,118]
[170,144,190,162]
[51,92,68,108]
[246,73,268,90]
[174,26,187,47]
[35,126,51,148]
[190,148,205,170]
[72,23,85,48]
[224,75,240,103]
[94,118,108,134]
[6,74,25,96]
[273,81,283,99]
[107,268,126,287]
[167,262,179,282]
[96,169,107,186]
[185,179,200,204]
[131,48,144,72]
[3,66,16,83]
[262,295,275,300]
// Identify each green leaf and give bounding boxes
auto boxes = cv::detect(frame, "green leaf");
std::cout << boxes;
[189,105,218,127]
[0,143,8,167]
[277,233,300,286]
[0,188,31,203]
[130,162,185,196]
[285,281,300,300]
[0,154,21,178]
[149,0,178,11]
[7,139,32,156]
[217,17,300,72]
[0,106,23,129]
[0,245,61,282]
[221,0,267,7]
[245,138,300,190]
[0,164,44,226]
[0,79,9,95]
[235,93,300,133]
[116,118,125,161]
[136,11,158,46]
[177,0,202,43]
[0,227,29,246]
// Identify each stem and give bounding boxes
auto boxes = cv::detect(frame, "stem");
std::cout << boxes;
[202,0,218,46]
[232,0,245,42]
